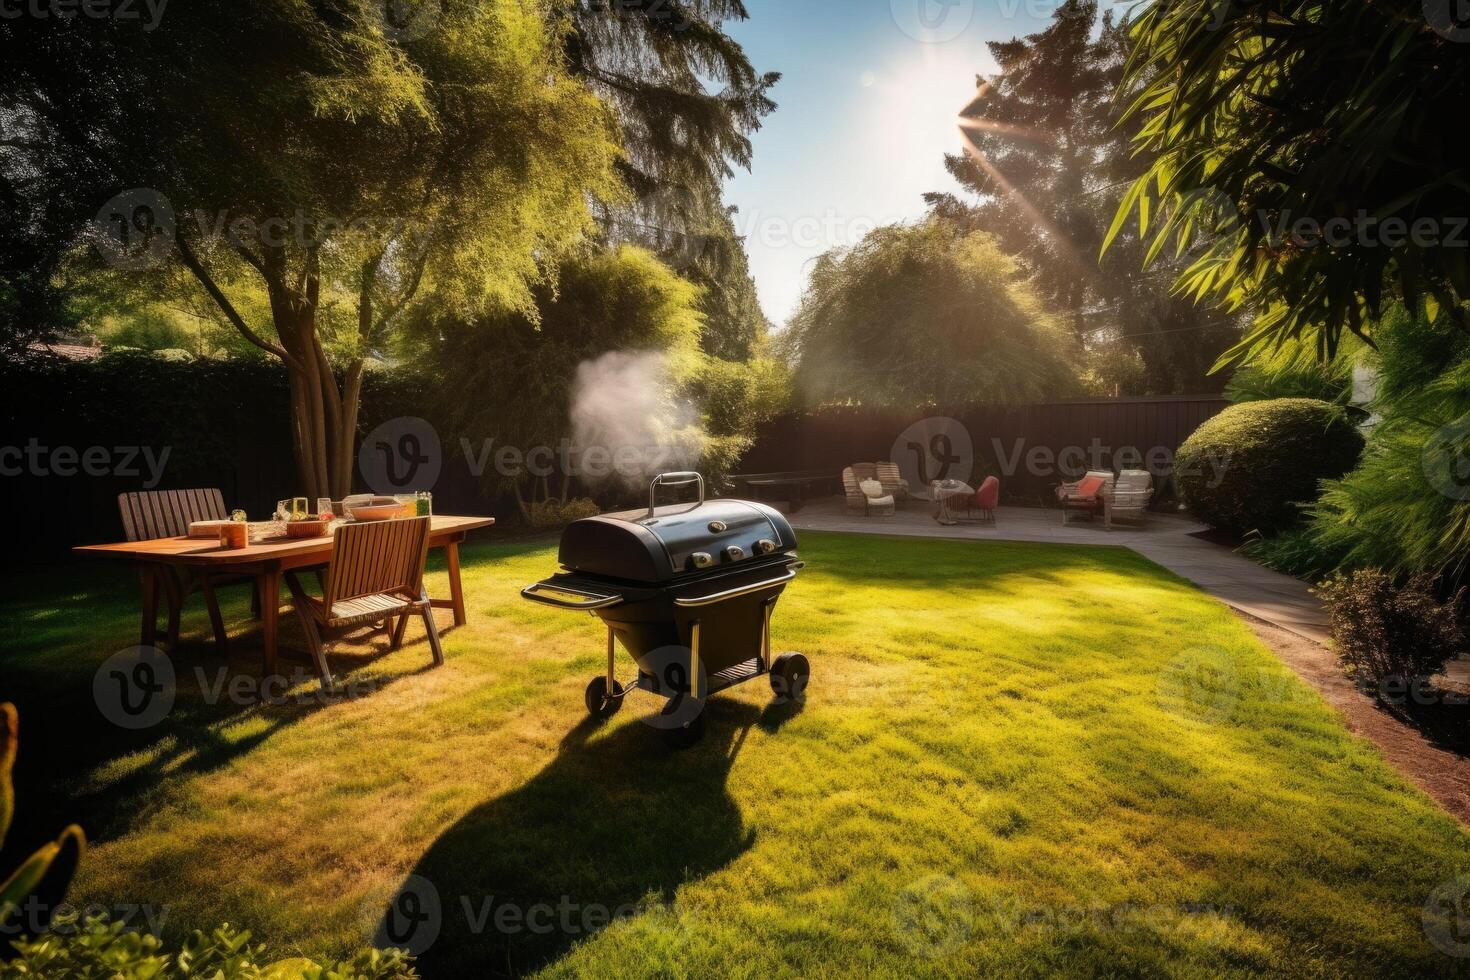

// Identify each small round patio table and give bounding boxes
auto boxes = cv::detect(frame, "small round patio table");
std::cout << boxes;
[930,479,974,527]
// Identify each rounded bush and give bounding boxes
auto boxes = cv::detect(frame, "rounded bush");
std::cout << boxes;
[1176,398,1364,535]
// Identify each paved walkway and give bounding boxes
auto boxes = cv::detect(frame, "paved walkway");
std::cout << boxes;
[785,495,1332,646]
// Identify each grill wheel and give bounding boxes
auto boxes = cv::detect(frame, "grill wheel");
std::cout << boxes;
[770,652,811,704]
[584,676,624,719]
[662,708,707,750]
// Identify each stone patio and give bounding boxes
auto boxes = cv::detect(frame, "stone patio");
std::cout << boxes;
[782,493,1333,646]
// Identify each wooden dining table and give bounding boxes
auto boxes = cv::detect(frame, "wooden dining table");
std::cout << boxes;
[75,515,495,675]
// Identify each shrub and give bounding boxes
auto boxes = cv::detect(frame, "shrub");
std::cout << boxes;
[1175,398,1363,535]
[4,913,417,978]
[1318,570,1466,688]
[1293,311,1470,584]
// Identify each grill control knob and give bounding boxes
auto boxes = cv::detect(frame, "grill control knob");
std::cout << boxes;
[724,545,745,561]
[691,552,714,569]
[754,538,777,555]
[708,520,728,533]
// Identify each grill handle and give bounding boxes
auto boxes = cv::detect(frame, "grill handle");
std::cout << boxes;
[674,566,801,608]
[521,582,624,610]
[648,471,705,515]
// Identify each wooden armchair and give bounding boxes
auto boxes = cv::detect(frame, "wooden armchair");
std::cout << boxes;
[1104,470,1154,530]
[284,516,444,690]
[874,461,911,505]
[1057,473,1111,526]
[843,464,894,517]
[118,489,258,650]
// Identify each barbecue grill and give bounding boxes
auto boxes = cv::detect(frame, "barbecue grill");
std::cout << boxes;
[522,472,810,747]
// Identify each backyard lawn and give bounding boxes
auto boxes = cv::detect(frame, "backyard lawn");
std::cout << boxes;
[2,531,1467,977]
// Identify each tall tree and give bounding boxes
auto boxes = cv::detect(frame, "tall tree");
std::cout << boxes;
[783,221,1080,409]
[558,0,777,360]
[932,0,1240,393]
[1,1,622,500]
[1109,0,1470,365]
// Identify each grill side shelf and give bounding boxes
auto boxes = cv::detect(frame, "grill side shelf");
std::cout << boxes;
[521,582,625,610]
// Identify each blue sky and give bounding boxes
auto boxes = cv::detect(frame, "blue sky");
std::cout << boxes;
[723,0,1097,327]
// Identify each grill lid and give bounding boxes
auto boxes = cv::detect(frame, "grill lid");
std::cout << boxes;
[558,473,797,583]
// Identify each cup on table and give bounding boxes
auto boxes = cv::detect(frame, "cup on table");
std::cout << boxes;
[219,522,248,549]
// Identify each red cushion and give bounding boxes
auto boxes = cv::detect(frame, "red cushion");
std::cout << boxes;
[975,476,1000,509]
[1074,475,1106,498]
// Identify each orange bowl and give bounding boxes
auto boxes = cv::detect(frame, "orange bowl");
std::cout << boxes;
[348,504,401,522]
[284,519,331,538]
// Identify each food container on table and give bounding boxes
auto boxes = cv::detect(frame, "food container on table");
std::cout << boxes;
[284,519,331,539]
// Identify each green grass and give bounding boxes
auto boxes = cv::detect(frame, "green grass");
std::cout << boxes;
[2,532,1468,977]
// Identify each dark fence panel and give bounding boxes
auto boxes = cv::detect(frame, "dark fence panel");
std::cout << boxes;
[0,355,505,560]
[738,396,1231,505]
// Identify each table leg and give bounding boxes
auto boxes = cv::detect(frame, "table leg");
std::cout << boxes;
[445,541,467,627]
[258,567,282,676]
[138,567,159,648]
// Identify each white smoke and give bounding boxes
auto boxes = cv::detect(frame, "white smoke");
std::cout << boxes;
[569,350,703,490]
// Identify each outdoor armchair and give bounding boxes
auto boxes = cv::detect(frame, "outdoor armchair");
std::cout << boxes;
[1058,474,1109,526]
[875,461,912,505]
[1104,469,1154,530]
[284,515,444,690]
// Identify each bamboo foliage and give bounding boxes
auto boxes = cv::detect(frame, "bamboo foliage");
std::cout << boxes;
[1108,0,1470,369]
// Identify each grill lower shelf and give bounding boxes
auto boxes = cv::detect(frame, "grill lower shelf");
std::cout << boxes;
[635,655,766,697]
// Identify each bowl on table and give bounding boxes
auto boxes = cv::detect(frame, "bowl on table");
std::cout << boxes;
[344,496,405,522]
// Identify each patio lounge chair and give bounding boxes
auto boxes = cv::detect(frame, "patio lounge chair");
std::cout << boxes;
[843,464,881,514]
[875,461,912,505]
[1058,473,1109,526]
[118,488,258,650]
[844,465,894,516]
[1104,469,1154,530]
[284,515,444,690]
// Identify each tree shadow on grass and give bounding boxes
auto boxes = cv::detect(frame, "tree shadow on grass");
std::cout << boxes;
[396,697,794,978]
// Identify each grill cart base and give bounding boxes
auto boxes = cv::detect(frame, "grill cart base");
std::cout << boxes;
[577,603,812,748]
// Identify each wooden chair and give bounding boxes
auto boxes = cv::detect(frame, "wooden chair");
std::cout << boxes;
[118,489,257,650]
[1058,473,1111,526]
[874,461,911,506]
[842,466,870,514]
[1104,469,1154,530]
[843,464,893,516]
[284,516,444,690]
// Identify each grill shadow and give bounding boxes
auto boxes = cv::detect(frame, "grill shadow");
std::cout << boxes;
[399,699,789,977]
